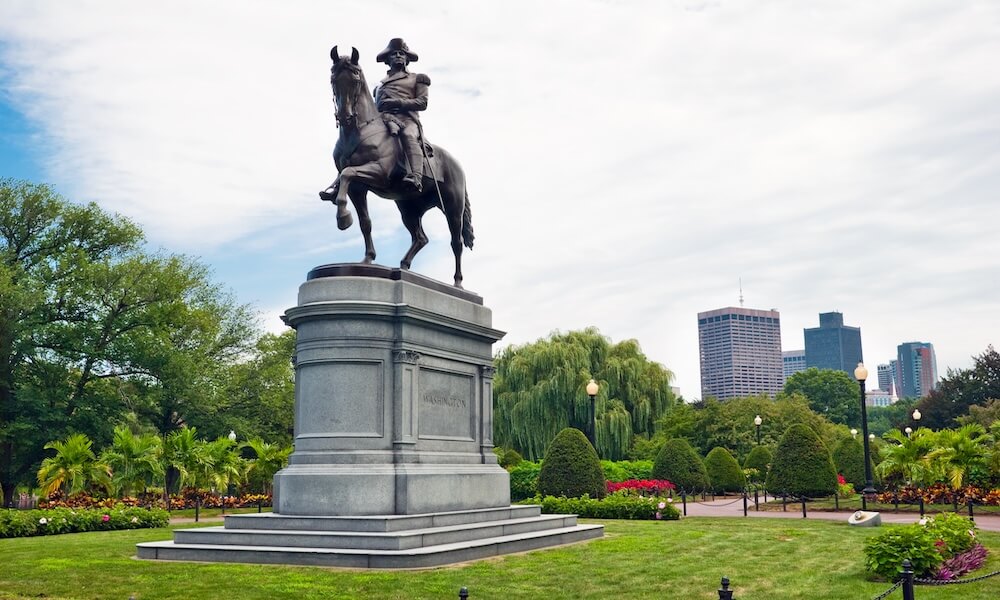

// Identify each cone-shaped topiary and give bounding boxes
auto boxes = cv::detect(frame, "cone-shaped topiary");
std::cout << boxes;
[651,438,710,492]
[766,424,837,498]
[743,445,772,484]
[498,447,525,469]
[537,428,606,498]
[704,447,746,493]
[831,436,867,491]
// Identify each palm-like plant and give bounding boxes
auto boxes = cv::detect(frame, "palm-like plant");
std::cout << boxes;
[100,426,164,497]
[242,438,292,494]
[37,433,112,497]
[927,424,990,490]
[875,428,938,487]
[163,428,203,494]
[195,436,246,493]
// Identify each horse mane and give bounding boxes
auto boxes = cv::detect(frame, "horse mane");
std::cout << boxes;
[332,57,378,127]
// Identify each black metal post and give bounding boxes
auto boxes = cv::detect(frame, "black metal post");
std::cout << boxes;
[801,497,807,518]
[782,493,787,512]
[258,496,263,513]
[682,491,687,516]
[756,424,761,446]
[588,393,596,449]
[901,560,915,600]
[718,576,733,600]
[754,487,759,511]
[968,500,974,522]
[459,586,469,600]
[743,490,748,517]
[859,377,876,510]
[194,496,200,522]
[894,492,899,513]
[919,497,925,517]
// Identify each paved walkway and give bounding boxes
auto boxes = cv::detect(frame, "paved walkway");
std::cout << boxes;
[677,496,1000,532]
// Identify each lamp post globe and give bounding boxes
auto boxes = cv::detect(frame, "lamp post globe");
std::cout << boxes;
[228,430,237,442]
[753,415,762,445]
[912,408,921,422]
[851,428,858,438]
[854,362,876,510]
[586,379,599,450]
[904,426,912,438]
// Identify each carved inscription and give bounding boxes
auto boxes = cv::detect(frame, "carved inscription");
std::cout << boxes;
[423,393,467,409]
[418,368,474,439]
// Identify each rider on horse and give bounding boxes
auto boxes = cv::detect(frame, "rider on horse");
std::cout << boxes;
[373,38,430,193]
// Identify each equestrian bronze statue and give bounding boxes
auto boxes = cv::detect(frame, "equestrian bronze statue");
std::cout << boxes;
[319,40,474,288]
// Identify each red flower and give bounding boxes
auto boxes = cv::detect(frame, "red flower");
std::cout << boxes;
[101,514,110,522]
[837,474,847,485]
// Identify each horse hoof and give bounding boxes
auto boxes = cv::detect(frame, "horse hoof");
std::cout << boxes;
[337,213,353,230]
[400,261,411,270]
[453,279,464,289]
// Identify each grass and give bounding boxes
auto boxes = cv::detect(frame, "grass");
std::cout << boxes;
[2,517,999,599]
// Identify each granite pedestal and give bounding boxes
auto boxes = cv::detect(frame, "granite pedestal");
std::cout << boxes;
[137,265,603,567]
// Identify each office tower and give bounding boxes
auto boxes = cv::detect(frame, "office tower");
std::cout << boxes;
[877,363,895,392]
[698,306,783,400]
[803,312,863,375]
[783,350,806,381]
[897,342,938,398]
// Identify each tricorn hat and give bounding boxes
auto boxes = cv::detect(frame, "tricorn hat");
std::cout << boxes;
[376,38,418,64]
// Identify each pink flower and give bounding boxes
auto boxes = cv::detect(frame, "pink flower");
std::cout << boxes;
[658,501,667,509]
[655,512,662,520]
[101,514,110,522]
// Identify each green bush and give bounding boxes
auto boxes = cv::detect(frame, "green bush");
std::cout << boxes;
[743,446,772,483]
[497,447,524,469]
[924,513,977,556]
[537,428,606,499]
[766,424,837,498]
[651,438,710,492]
[532,493,680,520]
[509,462,542,501]
[0,505,169,538]
[864,523,943,580]
[704,447,746,493]
[831,436,867,491]
[601,460,653,482]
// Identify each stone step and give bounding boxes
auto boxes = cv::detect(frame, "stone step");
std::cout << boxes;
[173,514,577,551]
[137,523,605,569]
[223,505,542,532]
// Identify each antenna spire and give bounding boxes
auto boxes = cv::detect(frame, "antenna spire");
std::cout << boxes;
[738,278,744,307]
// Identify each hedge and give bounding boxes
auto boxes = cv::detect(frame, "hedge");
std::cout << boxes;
[532,493,681,520]
[537,428,606,499]
[0,505,169,538]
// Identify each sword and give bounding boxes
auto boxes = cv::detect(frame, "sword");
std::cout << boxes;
[414,118,446,212]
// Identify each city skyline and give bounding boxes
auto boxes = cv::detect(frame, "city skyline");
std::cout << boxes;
[2,2,998,398]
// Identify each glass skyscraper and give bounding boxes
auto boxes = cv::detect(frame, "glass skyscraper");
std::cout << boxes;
[803,312,863,376]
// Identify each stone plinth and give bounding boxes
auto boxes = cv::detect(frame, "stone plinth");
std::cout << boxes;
[273,264,509,516]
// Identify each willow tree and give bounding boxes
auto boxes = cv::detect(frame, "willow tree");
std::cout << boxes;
[493,328,676,460]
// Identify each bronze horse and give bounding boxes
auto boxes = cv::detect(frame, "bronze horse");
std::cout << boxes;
[320,46,474,288]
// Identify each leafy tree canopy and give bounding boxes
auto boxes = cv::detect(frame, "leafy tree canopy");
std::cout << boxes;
[783,368,861,427]
[916,346,1000,429]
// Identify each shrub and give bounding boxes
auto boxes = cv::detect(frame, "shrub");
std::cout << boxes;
[704,447,746,493]
[533,493,680,520]
[537,428,606,499]
[498,448,524,469]
[602,460,629,483]
[743,446,772,484]
[766,424,837,498]
[603,460,655,482]
[651,438,710,493]
[509,462,542,501]
[924,513,977,556]
[0,505,169,538]
[831,436,867,491]
[864,524,943,580]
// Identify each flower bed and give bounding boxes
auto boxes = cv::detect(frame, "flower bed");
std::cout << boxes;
[526,492,681,520]
[606,479,676,496]
[0,505,169,538]
[38,489,272,511]
[863,513,988,581]
[875,484,1000,506]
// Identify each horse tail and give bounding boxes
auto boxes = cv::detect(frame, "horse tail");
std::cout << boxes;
[462,189,474,250]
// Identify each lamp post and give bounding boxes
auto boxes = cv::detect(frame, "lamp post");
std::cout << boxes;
[904,426,912,438]
[851,428,858,439]
[855,363,876,510]
[586,379,599,450]
[226,430,237,511]
[754,415,762,445]
[912,408,921,424]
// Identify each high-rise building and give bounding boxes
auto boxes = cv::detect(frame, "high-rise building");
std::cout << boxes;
[783,350,806,382]
[698,306,783,400]
[897,342,938,398]
[877,363,895,393]
[803,312,863,375]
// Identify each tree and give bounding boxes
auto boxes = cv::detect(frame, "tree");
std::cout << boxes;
[957,398,1000,429]
[927,424,990,490]
[536,428,606,499]
[743,446,772,484]
[704,447,745,493]
[831,436,868,492]
[915,346,1000,429]
[875,428,937,487]
[651,438,710,492]
[494,328,676,460]
[242,438,292,495]
[36,433,111,497]
[100,425,163,497]
[766,424,837,498]
[783,368,861,427]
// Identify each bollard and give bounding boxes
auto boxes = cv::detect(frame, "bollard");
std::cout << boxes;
[682,491,687,516]
[754,487,759,511]
[834,493,838,511]
[894,492,899,513]
[782,493,787,512]
[801,497,807,519]
[763,489,767,503]
[194,496,200,522]
[901,560,914,600]
[718,576,733,600]
[968,500,974,522]
[919,497,925,517]
[458,586,469,599]
[258,497,263,513]
[743,491,748,517]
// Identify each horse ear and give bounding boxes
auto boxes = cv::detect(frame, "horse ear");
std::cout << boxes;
[351,47,359,65]
[330,46,339,63]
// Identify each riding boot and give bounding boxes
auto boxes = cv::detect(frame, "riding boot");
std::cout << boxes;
[403,136,424,193]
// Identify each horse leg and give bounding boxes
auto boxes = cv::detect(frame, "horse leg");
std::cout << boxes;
[443,192,466,288]
[398,201,428,270]
[333,169,356,230]
[348,185,376,263]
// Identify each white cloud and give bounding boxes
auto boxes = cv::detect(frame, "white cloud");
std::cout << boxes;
[2,0,999,396]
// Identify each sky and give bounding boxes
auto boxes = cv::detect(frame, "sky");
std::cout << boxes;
[1,0,998,399]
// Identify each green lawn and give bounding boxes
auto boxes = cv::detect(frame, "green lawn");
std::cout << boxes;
[2,517,999,599]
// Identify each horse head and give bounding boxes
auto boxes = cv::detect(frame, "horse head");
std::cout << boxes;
[329,46,372,128]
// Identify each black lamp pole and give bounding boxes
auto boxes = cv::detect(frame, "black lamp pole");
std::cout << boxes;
[586,379,599,450]
[855,364,875,511]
